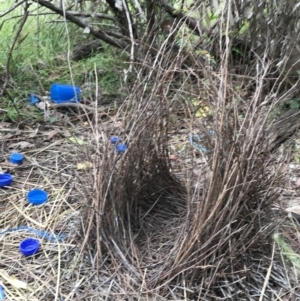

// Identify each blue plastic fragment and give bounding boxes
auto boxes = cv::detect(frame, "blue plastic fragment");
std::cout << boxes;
[188,130,215,153]
[29,94,39,105]
[0,285,5,300]
[116,144,127,153]
[110,136,119,144]
[188,134,208,153]
[0,226,66,242]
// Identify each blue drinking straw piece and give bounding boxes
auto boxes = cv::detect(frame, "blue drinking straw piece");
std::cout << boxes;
[188,129,216,153]
[0,226,66,242]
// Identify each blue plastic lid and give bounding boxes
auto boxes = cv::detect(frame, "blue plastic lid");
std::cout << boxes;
[27,189,48,205]
[0,174,13,187]
[116,144,127,153]
[19,238,40,256]
[10,153,24,164]
[110,136,119,144]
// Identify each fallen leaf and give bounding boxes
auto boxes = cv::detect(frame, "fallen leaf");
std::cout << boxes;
[0,161,19,170]
[49,116,57,124]
[77,162,93,170]
[1,134,15,140]
[0,271,27,289]
[83,26,90,34]
[169,154,180,161]
[69,137,85,145]
[0,122,11,128]
[35,101,46,110]
[28,127,39,138]
[47,73,61,81]
[9,141,35,149]
[286,206,300,216]
[61,130,71,138]
[44,130,58,141]
[8,276,28,289]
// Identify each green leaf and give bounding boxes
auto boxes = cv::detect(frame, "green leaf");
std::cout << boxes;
[69,136,85,145]
[290,101,300,109]
[49,116,57,123]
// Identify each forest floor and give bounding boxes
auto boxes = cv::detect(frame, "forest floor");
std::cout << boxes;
[1,100,300,300]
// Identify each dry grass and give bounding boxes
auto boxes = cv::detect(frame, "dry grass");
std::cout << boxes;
[0,129,87,300]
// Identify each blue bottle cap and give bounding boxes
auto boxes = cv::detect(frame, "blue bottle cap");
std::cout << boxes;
[110,136,119,144]
[10,153,24,164]
[19,238,40,256]
[116,144,127,153]
[0,174,13,187]
[27,189,48,205]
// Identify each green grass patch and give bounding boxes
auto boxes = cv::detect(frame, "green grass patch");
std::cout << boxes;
[0,1,127,121]
[274,233,300,271]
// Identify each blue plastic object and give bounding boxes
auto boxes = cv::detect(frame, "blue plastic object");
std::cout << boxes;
[110,136,119,144]
[50,83,81,103]
[0,285,4,300]
[29,94,39,105]
[0,174,13,187]
[0,226,66,242]
[188,129,216,153]
[10,153,24,164]
[27,189,48,205]
[19,238,40,256]
[116,144,127,153]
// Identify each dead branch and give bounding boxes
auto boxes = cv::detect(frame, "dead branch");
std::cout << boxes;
[0,0,27,18]
[30,0,129,50]
[0,2,29,99]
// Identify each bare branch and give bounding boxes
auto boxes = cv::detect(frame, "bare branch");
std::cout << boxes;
[122,0,135,76]
[66,10,116,22]
[30,0,129,50]
[160,1,215,35]
[105,0,137,38]
[0,0,27,18]
[146,0,156,46]
[0,2,29,98]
